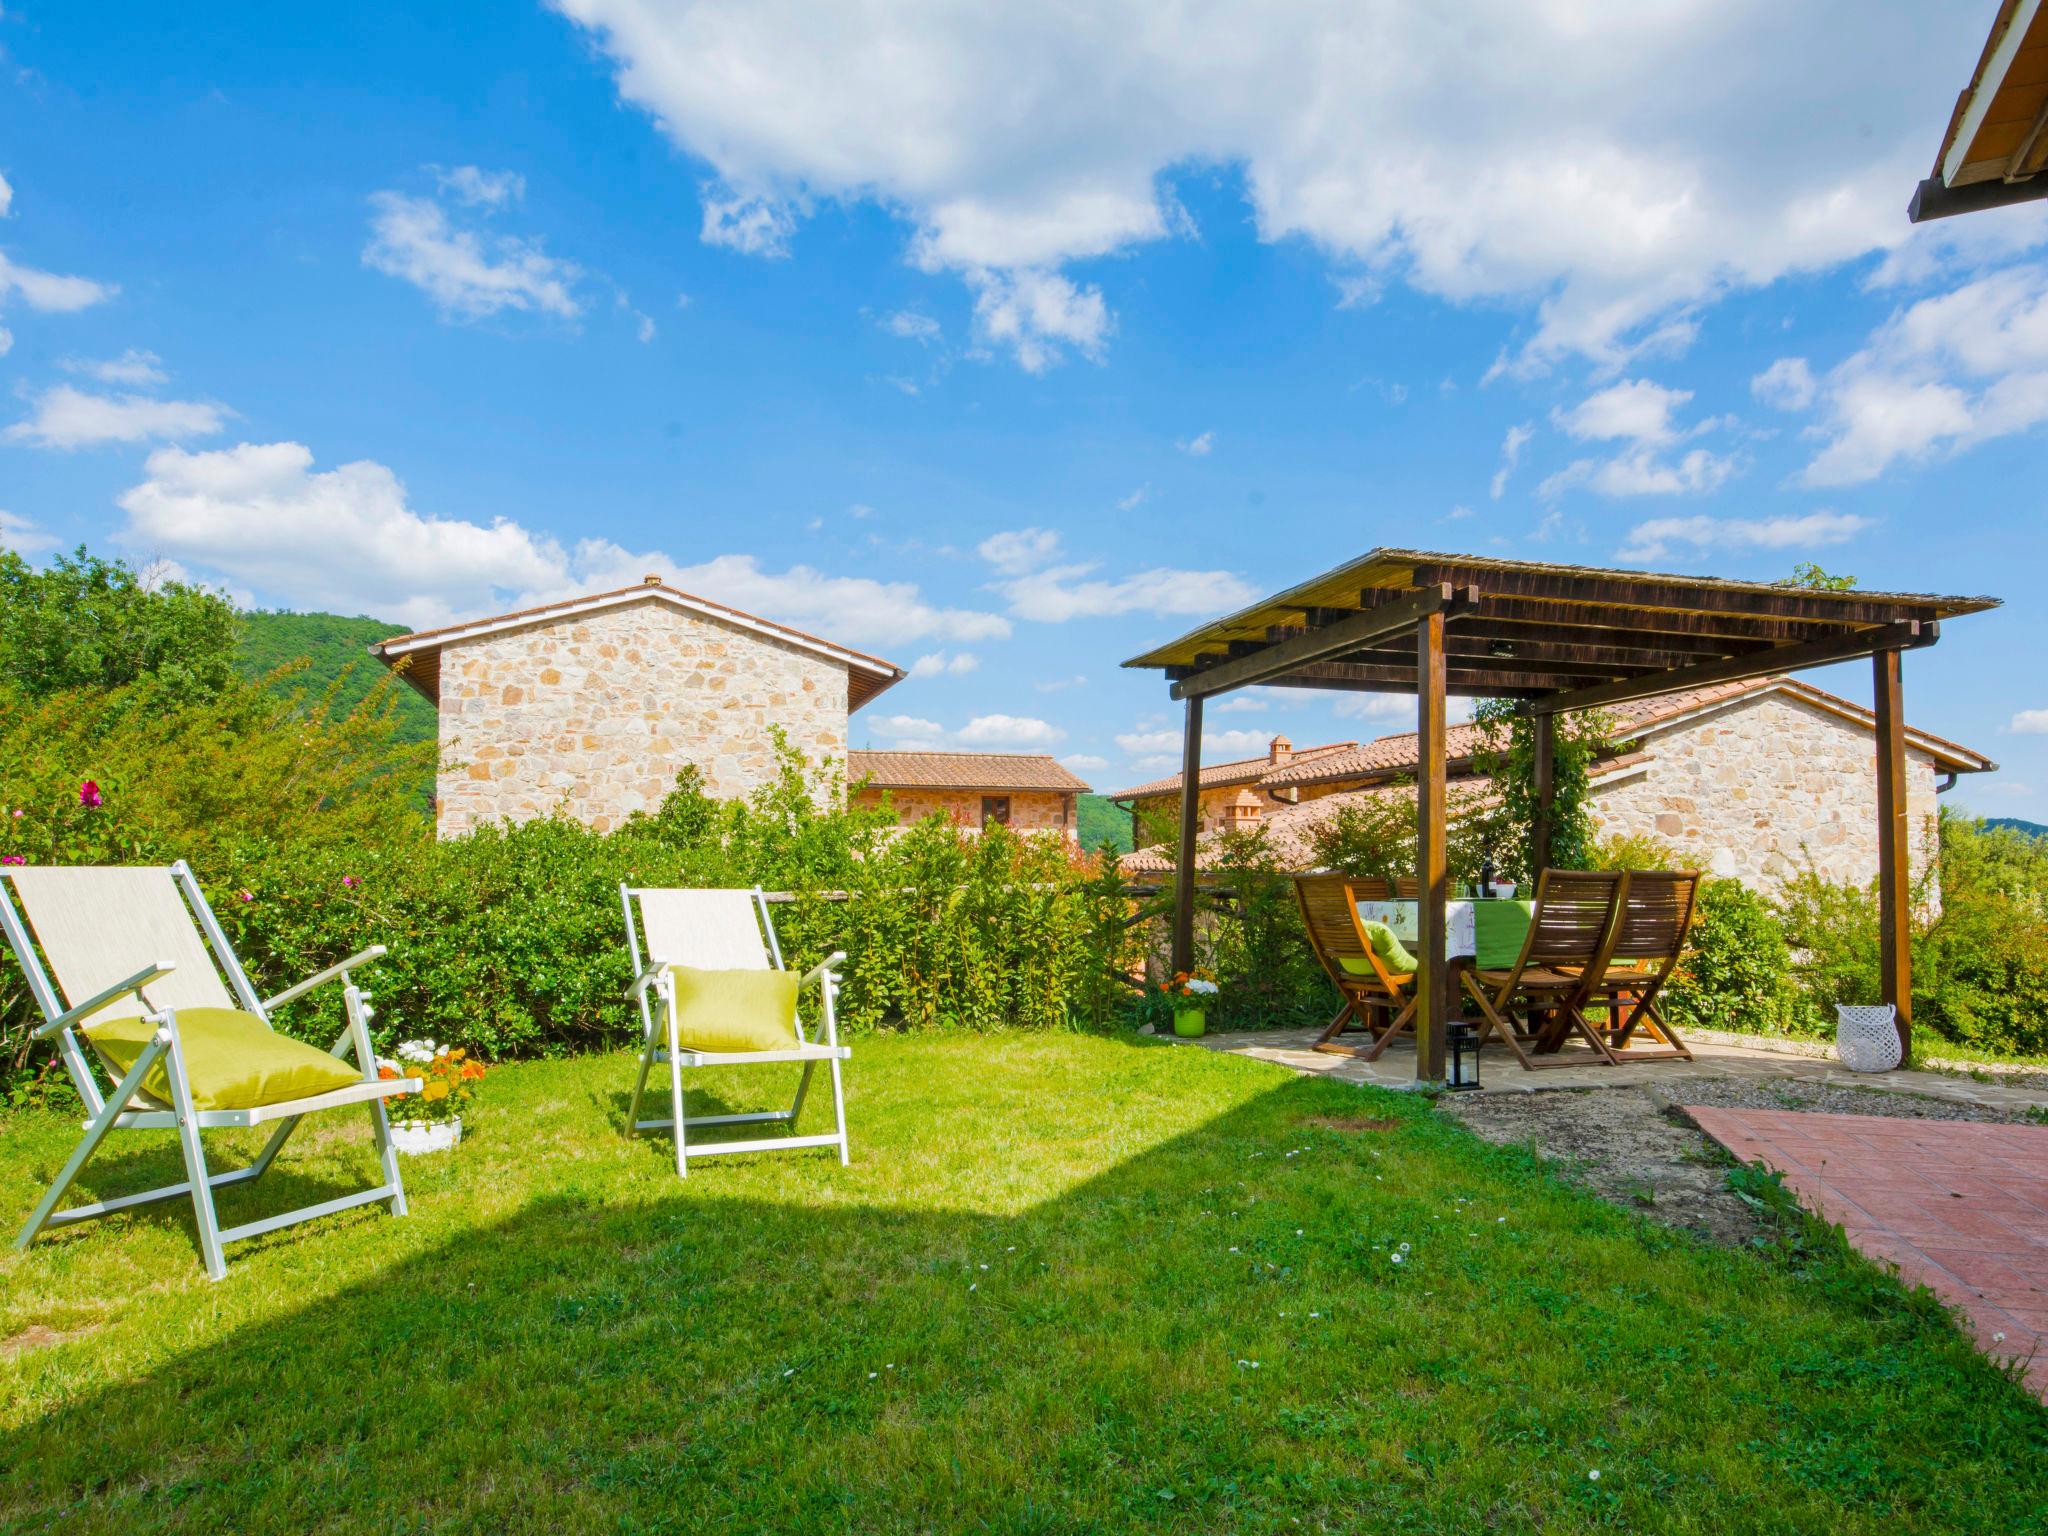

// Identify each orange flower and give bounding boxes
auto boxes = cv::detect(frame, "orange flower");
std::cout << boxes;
[460,1060,486,1080]
[377,1064,399,1080]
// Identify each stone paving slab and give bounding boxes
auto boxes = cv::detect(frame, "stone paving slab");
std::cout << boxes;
[1185,1026,2048,1114]
[1684,1107,2048,1401]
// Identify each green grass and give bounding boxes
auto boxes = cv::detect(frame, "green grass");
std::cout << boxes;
[2,1032,2041,1533]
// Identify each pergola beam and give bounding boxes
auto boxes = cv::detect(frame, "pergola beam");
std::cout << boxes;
[1413,563,1938,628]
[1171,584,1474,699]
[1529,621,1937,715]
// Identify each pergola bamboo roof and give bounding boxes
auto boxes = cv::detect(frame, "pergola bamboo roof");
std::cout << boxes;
[1122,549,1998,712]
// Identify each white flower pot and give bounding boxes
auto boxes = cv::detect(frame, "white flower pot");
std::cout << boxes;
[1834,1005,1902,1074]
[390,1117,462,1155]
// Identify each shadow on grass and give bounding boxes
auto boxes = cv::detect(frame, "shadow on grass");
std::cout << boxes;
[4,1064,2045,1534]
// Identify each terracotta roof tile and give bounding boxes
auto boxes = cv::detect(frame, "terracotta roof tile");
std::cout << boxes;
[1105,741,1355,801]
[849,750,1091,793]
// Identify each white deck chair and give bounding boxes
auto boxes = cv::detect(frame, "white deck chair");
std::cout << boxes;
[1,861,420,1280]
[621,885,850,1176]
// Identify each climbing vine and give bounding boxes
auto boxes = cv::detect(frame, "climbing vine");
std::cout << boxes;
[1469,701,1616,882]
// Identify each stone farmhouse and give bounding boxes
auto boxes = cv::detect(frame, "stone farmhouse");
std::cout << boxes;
[847,751,1092,838]
[1113,677,1994,891]
[370,576,1090,839]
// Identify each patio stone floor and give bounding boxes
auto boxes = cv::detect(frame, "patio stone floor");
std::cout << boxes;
[1685,1108,2048,1401]
[1182,1025,2048,1114]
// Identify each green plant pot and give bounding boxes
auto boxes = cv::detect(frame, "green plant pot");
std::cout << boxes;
[1173,1008,1206,1038]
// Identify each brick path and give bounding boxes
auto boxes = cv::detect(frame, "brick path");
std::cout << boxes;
[1685,1108,2048,1401]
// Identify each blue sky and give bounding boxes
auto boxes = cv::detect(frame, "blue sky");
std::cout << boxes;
[2,2,2046,808]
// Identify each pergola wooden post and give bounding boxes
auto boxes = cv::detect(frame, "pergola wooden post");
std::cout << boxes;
[1873,647,1913,1056]
[1169,694,1203,977]
[1129,550,1996,1082]
[1414,606,1451,1081]
[1529,711,1556,880]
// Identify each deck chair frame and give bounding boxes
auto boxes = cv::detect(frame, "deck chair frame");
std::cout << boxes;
[1578,870,1700,1062]
[1,861,418,1280]
[1294,875,1417,1057]
[1460,869,1624,1071]
[621,884,850,1177]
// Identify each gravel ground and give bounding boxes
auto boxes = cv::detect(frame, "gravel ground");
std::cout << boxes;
[1437,1077,2038,1247]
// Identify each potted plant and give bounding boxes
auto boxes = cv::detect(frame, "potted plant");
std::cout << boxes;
[377,1039,486,1154]
[1162,972,1220,1037]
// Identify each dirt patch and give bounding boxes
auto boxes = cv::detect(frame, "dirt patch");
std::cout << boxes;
[0,1323,93,1360]
[1302,1114,1404,1134]
[1438,1075,2035,1247]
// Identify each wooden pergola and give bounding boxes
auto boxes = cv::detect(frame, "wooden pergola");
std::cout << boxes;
[1122,549,1999,1083]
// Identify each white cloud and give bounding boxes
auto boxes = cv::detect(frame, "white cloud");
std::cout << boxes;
[909,650,980,677]
[2009,710,2048,736]
[1540,445,1743,501]
[1177,430,1214,457]
[551,1,1963,372]
[1061,753,1109,771]
[1556,378,1691,445]
[1617,509,1870,563]
[363,190,583,321]
[434,165,526,209]
[957,713,1064,746]
[700,185,800,256]
[1751,356,1815,411]
[881,309,941,343]
[0,253,115,313]
[968,267,1109,371]
[1116,486,1147,512]
[61,348,167,386]
[871,711,1064,748]
[1801,263,2048,486]
[994,560,1258,623]
[0,509,57,557]
[0,171,10,219]
[1116,725,1274,761]
[1034,674,1086,692]
[117,439,1015,641]
[1540,378,1741,499]
[6,385,229,450]
[977,526,1062,575]
[1489,422,1534,499]
[1214,695,1267,714]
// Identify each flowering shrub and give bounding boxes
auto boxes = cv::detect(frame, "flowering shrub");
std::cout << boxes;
[1161,971,1219,1001]
[377,1039,486,1125]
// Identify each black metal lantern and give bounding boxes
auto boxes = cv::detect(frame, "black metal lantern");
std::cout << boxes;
[1446,1020,1481,1091]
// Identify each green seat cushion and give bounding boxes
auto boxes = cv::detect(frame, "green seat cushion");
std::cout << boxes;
[1473,900,1536,970]
[1338,920,1418,978]
[668,965,801,1053]
[84,1008,361,1112]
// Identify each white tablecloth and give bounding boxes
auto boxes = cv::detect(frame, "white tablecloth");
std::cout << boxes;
[1355,899,1478,959]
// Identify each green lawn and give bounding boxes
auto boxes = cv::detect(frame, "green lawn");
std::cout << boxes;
[1,1032,2041,1533]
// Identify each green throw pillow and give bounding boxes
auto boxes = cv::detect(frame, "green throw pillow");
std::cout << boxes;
[83,1008,362,1112]
[668,966,802,1053]
[1339,920,1418,978]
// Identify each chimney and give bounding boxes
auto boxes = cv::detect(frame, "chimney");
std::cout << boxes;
[1269,734,1293,767]
[642,573,663,586]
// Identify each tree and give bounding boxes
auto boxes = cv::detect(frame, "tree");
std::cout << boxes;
[1778,562,1857,591]
[0,548,241,699]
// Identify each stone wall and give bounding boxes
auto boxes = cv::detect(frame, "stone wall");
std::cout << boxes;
[433,597,849,837]
[853,787,1077,839]
[1590,689,1940,890]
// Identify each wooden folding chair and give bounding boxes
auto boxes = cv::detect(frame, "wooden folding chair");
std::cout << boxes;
[1580,871,1700,1062]
[621,885,850,1177]
[1294,875,1417,1056]
[1460,869,1624,1070]
[1,862,417,1280]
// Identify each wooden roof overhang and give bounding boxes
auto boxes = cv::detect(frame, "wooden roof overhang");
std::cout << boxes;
[1910,0,2048,222]
[1122,549,1999,714]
